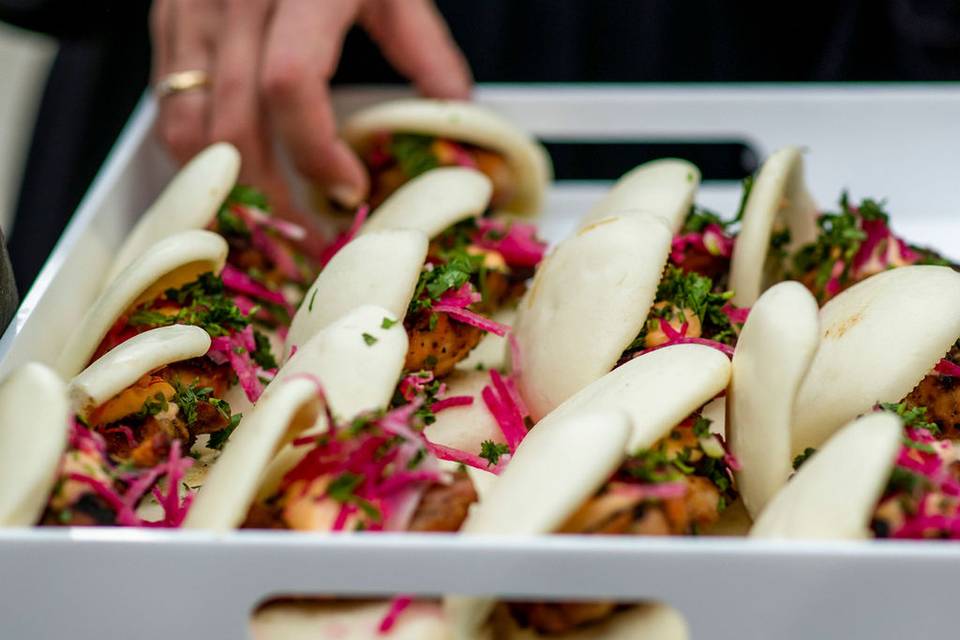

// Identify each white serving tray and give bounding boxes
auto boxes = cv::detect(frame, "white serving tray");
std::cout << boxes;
[1,85,960,640]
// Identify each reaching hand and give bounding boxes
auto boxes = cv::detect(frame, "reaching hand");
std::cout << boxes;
[150,0,472,215]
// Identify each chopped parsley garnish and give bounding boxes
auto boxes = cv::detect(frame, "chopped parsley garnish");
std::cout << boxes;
[127,272,250,337]
[362,332,378,346]
[879,402,940,436]
[408,248,483,314]
[622,424,737,513]
[252,330,278,370]
[381,317,398,329]
[133,392,169,421]
[692,416,712,438]
[682,205,732,234]
[792,447,817,471]
[226,184,271,211]
[389,133,439,179]
[479,440,510,467]
[625,266,738,353]
[326,471,382,522]
[171,380,214,426]
[307,289,318,312]
[207,411,242,451]
[327,472,363,502]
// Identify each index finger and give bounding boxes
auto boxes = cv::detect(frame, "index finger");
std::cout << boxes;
[261,0,368,208]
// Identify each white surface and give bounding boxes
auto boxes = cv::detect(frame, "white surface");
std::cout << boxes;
[2,85,960,639]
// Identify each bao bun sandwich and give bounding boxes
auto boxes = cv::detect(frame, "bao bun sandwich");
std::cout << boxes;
[447,343,730,638]
[287,167,545,379]
[343,99,552,214]
[57,229,278,408]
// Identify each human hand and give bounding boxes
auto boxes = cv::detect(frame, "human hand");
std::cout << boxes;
[150,0,472,215]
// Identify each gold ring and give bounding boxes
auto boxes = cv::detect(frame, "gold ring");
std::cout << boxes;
[155,70,210,99]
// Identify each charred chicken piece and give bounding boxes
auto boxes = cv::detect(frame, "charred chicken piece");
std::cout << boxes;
[408,472,478,532]
[404,311,483,377]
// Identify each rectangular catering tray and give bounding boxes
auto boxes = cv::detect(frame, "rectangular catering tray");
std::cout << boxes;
[1,85,960,640]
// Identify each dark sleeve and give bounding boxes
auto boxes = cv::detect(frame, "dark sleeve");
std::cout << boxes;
[0,0,148,38]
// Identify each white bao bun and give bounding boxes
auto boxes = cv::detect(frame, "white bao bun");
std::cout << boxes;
[342,98,552,215]
[793,265,960,452]
[362,167,492,238]
[257,305,408,499]
[445,410,633,639]
[106,142,240,283]
[513,214,672,420]
[56,229,228,377]
[184,376,324,531]
[580,159,701,233]
[750,412,902,539]
[68,325,211,419]
[728,146,818,307]
[0,363,70,526]
[728,282,820,519]
[284,229,427,361]
[544,343,732,453]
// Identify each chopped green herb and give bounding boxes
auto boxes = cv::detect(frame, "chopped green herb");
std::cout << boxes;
[308,288,318,312]
[327,472,363,502]
[732,174,755,223]
[362,332,378,346]
[171,380,214,427]
[252,329,278,370]
[479,440,510,467]
[127,272,250,337]
[792,447,817,471]
[692,416,712,438]
[389,133,439,178]
[381,316,398,329]
[879,401,940,436]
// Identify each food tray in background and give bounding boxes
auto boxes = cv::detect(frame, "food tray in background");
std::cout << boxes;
[1,85,959,640]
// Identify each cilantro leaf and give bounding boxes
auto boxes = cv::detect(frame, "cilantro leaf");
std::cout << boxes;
[128,273,250,337]
[389,133,439,178]
[878,401,940,436]
[692,416,712,438]
[252,330,278,370]
[381,317,398,329]
[479,440,510,467]
[207,412,242,451]
[362,332,378,346]
[792,447,817,471]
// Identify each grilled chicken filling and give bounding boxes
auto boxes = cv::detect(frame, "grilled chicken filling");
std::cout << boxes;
[364,132,515,209]
[509,415,737,635]
[90,358,234,467]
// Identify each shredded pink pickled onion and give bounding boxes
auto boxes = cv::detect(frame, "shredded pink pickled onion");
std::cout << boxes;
[231,204,307,242]
[447,140,478,169]
[482,369,528,452]
[319,204,370,267]
[935,359,960,377]
[251,223,303,282]
[437,283,482,309]
[221,263,287,306]
[433,305,509,336]
[473,219,547,268]
[431,396,474,413]
[823,260,846,299]
[378,596,413,634]
[670,223,734,265]
[148,439,194,527]
[607,481,688,500]
[721,303,750,325]
[633,319,735,359]
[209,325,269,402]
[399,371,436,401]
[424,440,506,474]
[232,295,258,316]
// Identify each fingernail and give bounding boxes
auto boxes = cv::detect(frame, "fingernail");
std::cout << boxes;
[327,183,363,209]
